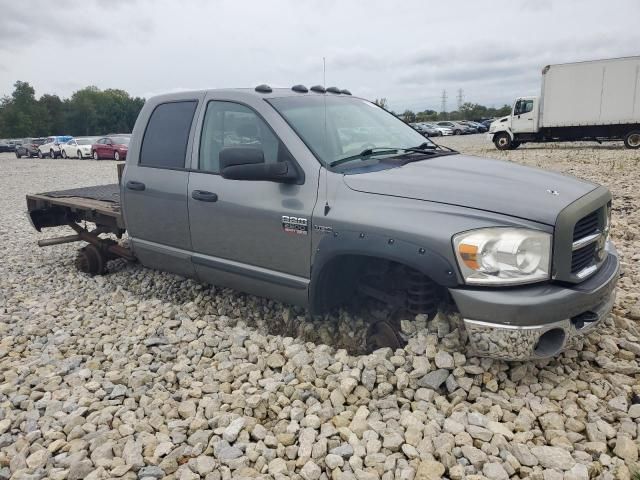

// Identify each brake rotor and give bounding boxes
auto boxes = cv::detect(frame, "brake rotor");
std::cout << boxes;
[75,244,105,275]
[366,320,405,352]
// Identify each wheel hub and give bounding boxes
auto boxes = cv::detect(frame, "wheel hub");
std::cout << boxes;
[366,320,405,352]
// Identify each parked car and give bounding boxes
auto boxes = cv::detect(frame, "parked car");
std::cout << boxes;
[417,123,442,137]
[37,136,73,158]
[61,137,98,159]
[468,121,489,133]
[15,138,46,158]
[460,121,487,133]
[481,118,495,129]
[409,123,437,137]
[436,121,472,135]
[91,136,130,160]
[0,139,10,152]
[428,124,453,136]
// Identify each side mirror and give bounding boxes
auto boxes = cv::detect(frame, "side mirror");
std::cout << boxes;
[219,147,265,169]
[220,147,298,183]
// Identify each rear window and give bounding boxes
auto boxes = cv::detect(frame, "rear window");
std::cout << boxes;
[140,101,198,169]
[110,136,130,145]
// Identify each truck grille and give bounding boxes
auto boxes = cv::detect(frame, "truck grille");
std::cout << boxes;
[571,243,597,273]
[571,209,602,275]
[572,210,599,242]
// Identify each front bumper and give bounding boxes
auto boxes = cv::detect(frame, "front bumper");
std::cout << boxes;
[448,245,619,360]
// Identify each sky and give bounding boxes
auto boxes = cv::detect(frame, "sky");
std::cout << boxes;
[1,0,639,113]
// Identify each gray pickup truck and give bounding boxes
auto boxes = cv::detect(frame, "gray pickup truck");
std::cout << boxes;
[26,85,619,360]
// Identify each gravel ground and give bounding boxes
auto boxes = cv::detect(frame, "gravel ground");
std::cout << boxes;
[1,136,640,480]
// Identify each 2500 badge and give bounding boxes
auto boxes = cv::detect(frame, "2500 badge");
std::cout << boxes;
[282,216,308,235]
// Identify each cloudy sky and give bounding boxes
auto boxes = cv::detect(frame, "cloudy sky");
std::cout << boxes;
[1,0,639,112]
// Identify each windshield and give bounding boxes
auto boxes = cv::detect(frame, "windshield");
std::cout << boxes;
[268,96,431,166]
[110,136,130,145]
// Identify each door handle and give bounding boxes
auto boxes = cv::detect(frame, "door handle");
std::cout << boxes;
[192,190,218,202]
[126,180,145,191]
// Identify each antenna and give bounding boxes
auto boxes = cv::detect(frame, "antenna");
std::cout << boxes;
[323,57,326,86]
[322,57,330,215]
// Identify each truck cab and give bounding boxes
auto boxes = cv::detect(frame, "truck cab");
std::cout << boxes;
[489,96,540,149]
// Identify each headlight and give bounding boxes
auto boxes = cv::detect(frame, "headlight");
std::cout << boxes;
[453,228,551,286]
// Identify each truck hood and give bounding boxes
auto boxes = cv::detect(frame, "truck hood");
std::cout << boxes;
[342,154,597,225]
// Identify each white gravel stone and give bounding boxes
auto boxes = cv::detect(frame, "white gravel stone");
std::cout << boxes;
[530,446,575,471]
[223,417,245,442]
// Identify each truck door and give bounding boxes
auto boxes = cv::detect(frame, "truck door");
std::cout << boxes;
[511,98,536,133]
[187,98,317,306]
[122,95,202,278]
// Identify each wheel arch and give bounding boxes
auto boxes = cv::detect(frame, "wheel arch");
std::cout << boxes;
[309,231,459,315]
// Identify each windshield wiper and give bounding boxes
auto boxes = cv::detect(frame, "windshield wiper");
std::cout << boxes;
[329,143,438,168]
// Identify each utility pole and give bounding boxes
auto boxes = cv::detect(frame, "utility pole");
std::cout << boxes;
[457,88,464,111]
[440,90,447,118]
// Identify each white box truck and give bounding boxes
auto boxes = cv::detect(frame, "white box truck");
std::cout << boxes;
[489,56,640,150]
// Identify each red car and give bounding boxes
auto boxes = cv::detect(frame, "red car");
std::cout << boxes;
[91,136,130,160]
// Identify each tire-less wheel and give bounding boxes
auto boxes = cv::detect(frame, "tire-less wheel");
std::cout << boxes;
[494,132,513,150]
[75,244,106,275]
[624,131,640,149]
[61,150,67,158]
[77,150,83,159]
[93,150,99,160]
[114,151,120,161]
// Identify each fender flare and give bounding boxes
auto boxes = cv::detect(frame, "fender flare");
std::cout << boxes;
[309,229,459,314]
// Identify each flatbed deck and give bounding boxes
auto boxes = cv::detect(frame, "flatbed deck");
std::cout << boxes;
[26,184,125,232]
[26,183,134,274]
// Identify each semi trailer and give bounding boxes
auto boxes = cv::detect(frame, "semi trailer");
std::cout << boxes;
[490,56,640,150]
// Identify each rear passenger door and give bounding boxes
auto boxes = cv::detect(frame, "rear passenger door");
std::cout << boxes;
[122,95,202,278]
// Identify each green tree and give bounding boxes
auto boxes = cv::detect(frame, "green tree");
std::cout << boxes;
[401,110,416,123]
[0,82,146,137]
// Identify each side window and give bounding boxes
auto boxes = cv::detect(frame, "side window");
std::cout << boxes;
[515,100,534,115]
[198,101,280,173]
[140,100,198,169]
[523,100,534,114]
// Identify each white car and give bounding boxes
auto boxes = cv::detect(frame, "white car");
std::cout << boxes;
[60,137,98,159]
[37,136,72,158]
[433,125,454,136]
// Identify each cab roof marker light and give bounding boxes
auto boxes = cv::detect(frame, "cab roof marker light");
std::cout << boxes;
[340,89,352,95]
[326,86,341,94]
[310,85,326,93]
[291,85,308,93]
[254,84,272,93]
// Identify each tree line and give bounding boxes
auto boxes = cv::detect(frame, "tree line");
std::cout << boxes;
[0,81,511,139]
[0,81,145,138]
[374,98,512,122]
